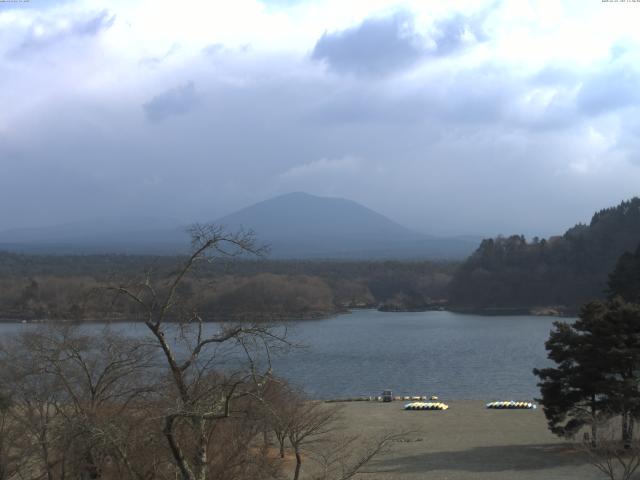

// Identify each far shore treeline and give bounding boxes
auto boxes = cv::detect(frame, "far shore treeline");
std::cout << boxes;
[0,254,456,321]
[0,197,639,322]
[450,197,640,313]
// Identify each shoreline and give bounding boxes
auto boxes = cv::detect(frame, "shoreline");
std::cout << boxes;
[329,400,599,480]
[0,305,575,324]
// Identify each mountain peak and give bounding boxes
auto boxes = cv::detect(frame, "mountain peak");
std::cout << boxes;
[0,193,479,259]
[215,193,477,259]
[218,192,412,239]
[262,191,355,205]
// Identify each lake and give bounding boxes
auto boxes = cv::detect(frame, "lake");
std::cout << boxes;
[0,310,566,400]
[277,310,562,400]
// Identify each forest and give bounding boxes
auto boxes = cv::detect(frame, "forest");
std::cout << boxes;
[2,197,639,321]
[0,252,455,321]
[449,198,640,314]
[0,229,399,480]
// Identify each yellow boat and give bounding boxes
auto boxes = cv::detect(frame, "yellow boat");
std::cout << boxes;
[404,402,449,411]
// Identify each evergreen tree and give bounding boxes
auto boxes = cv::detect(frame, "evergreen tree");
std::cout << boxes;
[451,197,640,309]
[599,299,640,447]
[608,244,640,303]
[535,299,640,447]
[534,301,610,445]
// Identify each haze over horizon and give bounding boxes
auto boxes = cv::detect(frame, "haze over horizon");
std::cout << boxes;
[2,0,639,237]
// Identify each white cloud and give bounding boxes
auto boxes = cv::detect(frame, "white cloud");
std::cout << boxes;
[1,0,639,234]
[278,156,364,179]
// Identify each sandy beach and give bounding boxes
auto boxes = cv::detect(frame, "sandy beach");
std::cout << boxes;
[326,400,602,480]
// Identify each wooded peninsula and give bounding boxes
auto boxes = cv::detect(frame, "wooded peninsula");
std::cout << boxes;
[1,197,639,322]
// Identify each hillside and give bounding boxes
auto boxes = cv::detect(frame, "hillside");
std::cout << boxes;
[0,252,456,321]
[449,197,640,312]
[216,192,478,259]
[0,193,478,259]
[0,218,187,255]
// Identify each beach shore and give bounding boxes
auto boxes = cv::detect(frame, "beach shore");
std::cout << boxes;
[325,400,601,480]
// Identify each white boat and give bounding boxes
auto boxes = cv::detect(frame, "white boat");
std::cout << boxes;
[485,401,536,409]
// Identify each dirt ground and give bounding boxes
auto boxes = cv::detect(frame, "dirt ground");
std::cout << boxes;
[322,400,605,480]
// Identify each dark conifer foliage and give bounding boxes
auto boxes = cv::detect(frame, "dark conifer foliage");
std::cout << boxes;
[451,198,640,310]
[534,300,640,446]
[533,301,610,443]
[608,244,640,303]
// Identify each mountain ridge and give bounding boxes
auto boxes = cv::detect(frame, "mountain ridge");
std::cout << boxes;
[449,196,640,310]
[215,192,476,259]
[0,192,479,259]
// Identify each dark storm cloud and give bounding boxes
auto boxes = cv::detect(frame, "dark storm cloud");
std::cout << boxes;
[614,114,640,166]
[531,65,579,86]
[307,64,516,128]
[577,66,640,115]
[143,82,199,122]
[9,10,114,57]
[431,12,487,55]
[139,43,180,68]
[3,57,639,238]
[311,8,492,76]
[304,81,429,125]
[311,11,425,76]
[70,10,114,35]
[2,0,639,239]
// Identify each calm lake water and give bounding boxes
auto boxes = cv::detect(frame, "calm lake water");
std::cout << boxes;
[0,310,566,400]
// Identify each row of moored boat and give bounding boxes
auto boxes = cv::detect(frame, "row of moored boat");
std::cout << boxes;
[486,401,536,409]
[404,402,449,410]
[403,400,537,411]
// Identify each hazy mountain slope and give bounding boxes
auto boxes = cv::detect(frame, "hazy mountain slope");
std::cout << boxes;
[0,193,479,259]
[215,192,478,259]
[0,218,188,255]
[217,192,416,239]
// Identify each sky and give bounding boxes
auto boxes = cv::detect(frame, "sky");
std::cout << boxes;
[1,0,639,237]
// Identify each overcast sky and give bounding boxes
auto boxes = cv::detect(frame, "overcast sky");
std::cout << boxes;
[1,0,639,236]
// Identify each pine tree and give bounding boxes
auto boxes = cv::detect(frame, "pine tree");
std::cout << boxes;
[534,301,610,445]
[598,299,640,447]
[608,244,640,303]
[535,300,640,447]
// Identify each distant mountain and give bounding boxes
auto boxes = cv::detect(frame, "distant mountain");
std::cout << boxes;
[0,193,479,259]
[449,197,640,311]
[0,217,188,255]
[215,192,478,259]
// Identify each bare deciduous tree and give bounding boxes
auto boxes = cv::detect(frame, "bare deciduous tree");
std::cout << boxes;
[0,325,158,480]
[112,225,288,480]
[0,225,400,480]
[0,391,25,480]
[287,400,342,480]
[580,421,640,480]
[307,431,404,480]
